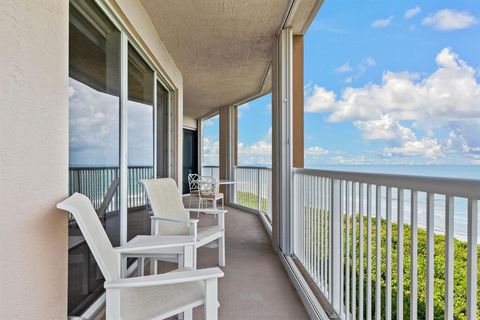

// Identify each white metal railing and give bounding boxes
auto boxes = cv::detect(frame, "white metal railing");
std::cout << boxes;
[293,167,479,320]
[202,165,220,180]
[233,166,272,219]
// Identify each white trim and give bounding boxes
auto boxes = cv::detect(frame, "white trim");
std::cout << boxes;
[153,77,158,177]
[119,31,128,246]
[278,254,331,320]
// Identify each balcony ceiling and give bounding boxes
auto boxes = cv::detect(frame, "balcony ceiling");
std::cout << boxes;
[140,0,291,119]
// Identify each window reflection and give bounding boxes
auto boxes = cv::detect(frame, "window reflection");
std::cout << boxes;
[68,0,121,315]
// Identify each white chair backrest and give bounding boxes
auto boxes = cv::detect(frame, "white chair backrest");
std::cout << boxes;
[57,193,120,281]
[188,174,199,191]
[141,178,189,235]
[199,176,217,195]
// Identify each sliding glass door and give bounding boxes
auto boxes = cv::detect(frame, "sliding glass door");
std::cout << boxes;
[68,0,172,316]
[126,44,155,241]
[68,0,121,314]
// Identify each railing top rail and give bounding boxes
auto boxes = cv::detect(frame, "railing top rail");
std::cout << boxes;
[235,165,272,170]
[69,166,153,170]
[294,167,480,199]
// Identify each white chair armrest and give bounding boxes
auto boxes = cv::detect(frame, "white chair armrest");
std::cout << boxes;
[150,216,199,224]
[187,208,227,215]
[113,235,195,254]
[104,267,224,289]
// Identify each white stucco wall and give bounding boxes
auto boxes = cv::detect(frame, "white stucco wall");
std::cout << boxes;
[0,0,184,318]
[0,1,69,319]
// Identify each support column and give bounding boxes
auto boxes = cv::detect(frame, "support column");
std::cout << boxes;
[272,28,293,254]
[292,35,304,168]
[219,106,236,203]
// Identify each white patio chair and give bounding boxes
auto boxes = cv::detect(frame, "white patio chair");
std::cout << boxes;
[187,173,200,208]
[198,176,224,210]
[57,192,224,320]
[141,178,227,267]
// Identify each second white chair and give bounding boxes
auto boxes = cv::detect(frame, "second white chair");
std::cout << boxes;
[142,178,227,267]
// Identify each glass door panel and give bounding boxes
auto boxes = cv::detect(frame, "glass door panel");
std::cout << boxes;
[68,0,121,315]
[127,44,154,241]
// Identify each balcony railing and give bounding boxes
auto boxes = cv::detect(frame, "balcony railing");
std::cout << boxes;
[233,166,272,220]
[69,166,154,213]
[201,165,273,221]
[202,165,220,180]
[293,167,479,320]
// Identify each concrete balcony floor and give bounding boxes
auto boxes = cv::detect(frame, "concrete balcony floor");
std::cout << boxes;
[189,205,308,319]
[95,201,308,319]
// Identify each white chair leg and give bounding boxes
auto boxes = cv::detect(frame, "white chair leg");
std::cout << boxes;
[149,258,157,275]
[183,309,193,320]
[204,279,219,320]
[188,195,192,208]
[106,289,121,320]
[219,233,225,267]
[137,257,144,276]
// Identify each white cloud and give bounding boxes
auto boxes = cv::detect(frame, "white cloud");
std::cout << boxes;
[305,48,480,163]
[422,9,478,31]
[405,6,421,19]
[237,128,272,165]
[306,48,480,129]
[384,136,444,159]
[446,129,470,153]
[305,146,330,156]
[202,137,219,166]
[336,62,352,73]
[372,16,394,28]
[305,85,337,113]
[355,115,415,143]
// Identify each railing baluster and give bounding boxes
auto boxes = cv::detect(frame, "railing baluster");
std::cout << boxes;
[386,187,392,320]
[352,182,357,320]
[346,181,351,320]
[444,195,454,320]
[315,176,319,282]
[466,199,478,320]
[375,185,382,320]
[396,189,404,320]
[359,183,364,320]
[330,178,342,313]
[410,190,418,320]
[426,193,434,320]
[366,184,372,320]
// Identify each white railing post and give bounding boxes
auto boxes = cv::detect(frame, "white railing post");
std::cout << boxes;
[466,199,478,320]
[330,178,342,314]
[257,168,261,211]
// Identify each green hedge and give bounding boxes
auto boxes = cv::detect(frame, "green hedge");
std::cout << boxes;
[306,211,480,320]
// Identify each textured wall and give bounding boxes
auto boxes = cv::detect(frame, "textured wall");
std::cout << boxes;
[0,1,69,319]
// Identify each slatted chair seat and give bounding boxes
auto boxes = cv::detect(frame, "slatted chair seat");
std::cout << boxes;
[57,193,224,320]
[121,268,204,320]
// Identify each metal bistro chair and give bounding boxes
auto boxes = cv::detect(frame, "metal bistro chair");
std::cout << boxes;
[187,173,200,208]
[198,176,224,210]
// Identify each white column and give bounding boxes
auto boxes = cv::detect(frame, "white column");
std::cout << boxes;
[272,28,293,254]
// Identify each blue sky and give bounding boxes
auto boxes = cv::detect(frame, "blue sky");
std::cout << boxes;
[304,0,480,166]
[204,1,480,168]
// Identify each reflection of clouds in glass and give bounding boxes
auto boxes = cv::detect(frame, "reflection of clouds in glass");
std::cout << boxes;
[128,101,153,166]
[69,78,119,166]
